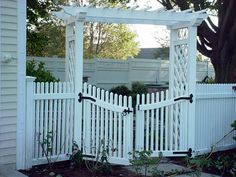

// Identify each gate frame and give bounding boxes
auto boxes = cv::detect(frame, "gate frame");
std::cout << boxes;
[54,6,208,158]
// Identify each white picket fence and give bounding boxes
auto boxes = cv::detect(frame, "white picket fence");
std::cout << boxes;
[25,77,236,168]
[26,77,75,167]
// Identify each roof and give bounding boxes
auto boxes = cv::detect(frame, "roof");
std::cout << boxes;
[53,5,208,28]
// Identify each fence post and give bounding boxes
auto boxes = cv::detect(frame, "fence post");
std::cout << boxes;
[187,25,197,156]
[25,76,36,169]
[74,19,85,148]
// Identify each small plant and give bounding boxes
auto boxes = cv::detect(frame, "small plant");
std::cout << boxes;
[129,150,163,177]
[68,141,83,168]
[185,154,212,172]
[184,120,236,176]
[39,131,54,167]
[84,139,112,175]
[38,131,65,168]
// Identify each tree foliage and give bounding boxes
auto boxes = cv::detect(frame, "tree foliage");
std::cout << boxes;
[26,60,59,82]
[157,0,236,83]
[84,23,139,59]
[27,0,139,59]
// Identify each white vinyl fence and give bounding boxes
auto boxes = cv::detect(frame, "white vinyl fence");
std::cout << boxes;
[25,77,236,168]
[27,57,215,90]
[195,84,236,155]
[26,77,75,167]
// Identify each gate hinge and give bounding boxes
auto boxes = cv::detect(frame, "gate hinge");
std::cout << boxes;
[78,92,96,103]
[173,148,192,157]
[174,94,193,103]
[122,108,133,116]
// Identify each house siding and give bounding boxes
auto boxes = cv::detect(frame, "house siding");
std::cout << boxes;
[0,0,18,167]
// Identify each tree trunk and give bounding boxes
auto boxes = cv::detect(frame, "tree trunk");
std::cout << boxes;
[211,0,236,83]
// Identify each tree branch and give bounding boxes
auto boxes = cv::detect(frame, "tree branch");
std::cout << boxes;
[198,21,218,45]
[175,0,189,10]
[197,40,212,58]
[206,17,218,33]
[157,0,173,9]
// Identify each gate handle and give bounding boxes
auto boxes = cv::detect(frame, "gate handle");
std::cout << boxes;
[122,108,133,116]
[78,93,96,103]
[174,94,193,103]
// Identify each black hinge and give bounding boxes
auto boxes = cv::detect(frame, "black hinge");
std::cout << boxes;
[78,92,96,103]
[174,94,193,103]
[173,148,192,157]
[122,108,133,116]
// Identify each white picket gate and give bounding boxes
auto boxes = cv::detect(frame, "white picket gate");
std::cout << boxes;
[135,88,191,157]
[81,83,133,165]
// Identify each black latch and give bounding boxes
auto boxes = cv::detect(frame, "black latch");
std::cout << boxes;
[78,92,96,103]
[122,108,133,116]
[174,94,193,103]
[173,148,192,157]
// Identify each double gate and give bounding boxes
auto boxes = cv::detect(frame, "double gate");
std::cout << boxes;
[79,83,192,164]
[26,80,193,168]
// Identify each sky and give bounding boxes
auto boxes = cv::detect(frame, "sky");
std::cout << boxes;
[128,0,166,48]
[128,0,218,49]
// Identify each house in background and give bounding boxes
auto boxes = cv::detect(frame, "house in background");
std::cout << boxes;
[136,47,169,59]
[0,0,26,169]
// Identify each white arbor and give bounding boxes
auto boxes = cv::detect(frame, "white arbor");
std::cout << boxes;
[54,5,207,158]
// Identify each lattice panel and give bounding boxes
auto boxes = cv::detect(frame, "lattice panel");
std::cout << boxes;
[172,37,189,151]
[68,40,75,83]
[173,44,188,97]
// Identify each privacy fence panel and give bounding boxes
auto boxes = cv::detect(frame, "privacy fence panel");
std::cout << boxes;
[195,84,236,154]
[27,57,215,90]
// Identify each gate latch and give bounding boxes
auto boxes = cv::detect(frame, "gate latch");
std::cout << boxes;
[174,94,193,103]
[122,108,133,116]
[78,92,96,103]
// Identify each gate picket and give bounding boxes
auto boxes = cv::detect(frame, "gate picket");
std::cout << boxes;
[150,93,155,151]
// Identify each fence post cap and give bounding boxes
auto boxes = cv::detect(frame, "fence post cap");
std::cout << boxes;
[26,76,36,81]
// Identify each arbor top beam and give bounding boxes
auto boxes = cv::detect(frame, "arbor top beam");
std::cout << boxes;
[53,5,208,27]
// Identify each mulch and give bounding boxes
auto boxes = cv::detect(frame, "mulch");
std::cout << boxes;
[20,161,137,177]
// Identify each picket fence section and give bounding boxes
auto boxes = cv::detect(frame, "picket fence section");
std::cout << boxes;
[195,84,236,155]
[25,78,236,168]
[26,77,75,167]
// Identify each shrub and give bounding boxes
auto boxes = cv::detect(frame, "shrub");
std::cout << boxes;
[131,81,148,95]
[110,82,148,108]
[26,60,59,82]
[110,85,131,96]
